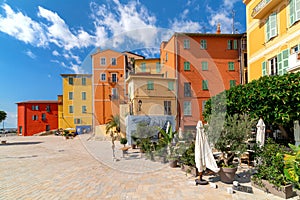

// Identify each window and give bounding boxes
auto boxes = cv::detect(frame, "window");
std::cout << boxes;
[168,81,174,91]
[111,88,118,99]
[202,61,208,71]
[183,39,190,49]
[100,57,106,65]
[46,105,51,112]
[230,80,236,88]
[266,12,277,41]
[164,101,171,115]
[35,105,39,110]
[156,62,161,73]
[68,77,73,85]
[69,105,73,114]
[82,92,86,100]
[32,105,39,110]
[32,105,35,110]
[147,81,154,90]
[202,80,208,90]
[184,61,190,71]
[111,73,117,82]
[200,40,207,49]
[268,56,278,76]
[277,49,289,75]
[111,58,117,65]
[82,77,86,85]
[291,45,299,54]
[101,73,106,81]
[183,101,191,116]
[227,40,238,50]
[32,115,38,120]
[228,62,235,71]
[166,52,168,61]
[74,118,81,124]
[69,92,73,100]
[289,0,300,26]
[141,63,146,72]
[46,125,50,131]
[42,113,46,121]
[82,106,87,113]
[184,82,191,97]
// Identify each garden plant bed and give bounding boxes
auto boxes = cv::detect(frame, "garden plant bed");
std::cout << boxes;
[251,179,295,199]
[181,164,197,177]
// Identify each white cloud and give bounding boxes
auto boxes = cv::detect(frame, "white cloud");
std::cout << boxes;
[223,0,239,9]
[0,4,48,47]
[181,9,189,19]
[169,19,202,33]
[24,50,36,59]
[52,50,59,56]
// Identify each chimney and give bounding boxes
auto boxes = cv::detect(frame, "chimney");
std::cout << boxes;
[216,23,221,34]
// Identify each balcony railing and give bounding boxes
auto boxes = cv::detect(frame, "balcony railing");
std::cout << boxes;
[288,53,300,72]
[251,0,280,19]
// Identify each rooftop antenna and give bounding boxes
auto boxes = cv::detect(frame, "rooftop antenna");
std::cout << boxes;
[232,9,235,34]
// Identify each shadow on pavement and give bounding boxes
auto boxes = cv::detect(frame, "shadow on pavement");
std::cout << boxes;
[0,141,43,146]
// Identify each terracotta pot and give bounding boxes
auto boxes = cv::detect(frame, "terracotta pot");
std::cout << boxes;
[219,167,237,184]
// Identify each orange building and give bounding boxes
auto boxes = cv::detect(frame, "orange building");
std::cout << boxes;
[91,49,144,126]
[161,30,245,131]
[16,101,59,136]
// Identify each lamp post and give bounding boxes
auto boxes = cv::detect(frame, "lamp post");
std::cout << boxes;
[138,100,142,112]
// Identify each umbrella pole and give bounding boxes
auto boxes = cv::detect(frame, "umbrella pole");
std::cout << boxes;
[195,171,208,185]
[199,171,203,181]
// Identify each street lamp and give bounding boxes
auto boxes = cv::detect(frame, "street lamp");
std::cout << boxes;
[138,100,142,111]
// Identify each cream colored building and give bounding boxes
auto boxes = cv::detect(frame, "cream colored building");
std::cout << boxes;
[244,0,300,81]
[59,74,93,130]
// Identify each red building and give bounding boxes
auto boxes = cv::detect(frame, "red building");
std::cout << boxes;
[16,101,59,136]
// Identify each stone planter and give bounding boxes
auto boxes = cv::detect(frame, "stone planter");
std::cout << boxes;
[251,179,295,199]
[219,167,237,184]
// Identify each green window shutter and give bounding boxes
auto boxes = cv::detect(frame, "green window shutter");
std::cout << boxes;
[228,62,235,71]
[184,39,190,49]
[147,81,154,90]
[156,62,161,73]
[266,17,270,41]
[200,40,207,49]
[233,40,238,50]
[168,82,174,91]
[202,61,208,71]
[282,49,289,74]
[277,52,283,75]
[270,13,277,38]
[290,0,295,25]
[202,80,208,90]
[296,0,300,21]
[141,63,146,72]
[184,61,190,71]
[230,80,236,88]
[262,61,267,76]
[227,40,232,49]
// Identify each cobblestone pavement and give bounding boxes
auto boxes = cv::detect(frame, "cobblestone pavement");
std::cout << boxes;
[0,134,298,200]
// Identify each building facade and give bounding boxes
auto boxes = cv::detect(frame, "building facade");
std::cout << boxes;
[16,101,59,136]
[244,0,300,81]
[160,31,244,132]
[59,74,92,130]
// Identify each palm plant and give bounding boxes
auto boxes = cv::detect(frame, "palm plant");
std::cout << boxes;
[105,115,120,134]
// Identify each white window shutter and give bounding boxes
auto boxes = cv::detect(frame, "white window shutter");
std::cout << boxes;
[290,0,295,25]
[266,18,270,41]
[296,0,300,21]
[270,13,277,39]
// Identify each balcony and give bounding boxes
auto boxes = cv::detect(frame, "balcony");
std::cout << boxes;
[251,0,281,19]
[288,52,300,72]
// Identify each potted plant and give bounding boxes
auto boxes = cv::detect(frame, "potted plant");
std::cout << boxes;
[206,113,255,183]
[179,142,197,176]
[120,137,127,147]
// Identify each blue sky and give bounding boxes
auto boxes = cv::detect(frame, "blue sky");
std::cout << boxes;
[0,0,246,128]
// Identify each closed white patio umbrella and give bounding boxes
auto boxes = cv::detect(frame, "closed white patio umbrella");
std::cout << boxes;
[195,120,219,185]
[256,117,265,147]
[294,120,300,147]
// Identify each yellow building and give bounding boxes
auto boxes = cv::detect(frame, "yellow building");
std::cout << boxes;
[126,58,176,117]
[244,0,300,81]
[59,74,93,131]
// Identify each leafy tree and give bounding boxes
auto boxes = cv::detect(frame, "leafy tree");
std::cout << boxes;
[204,72,300,139]
[0,111,7,123]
